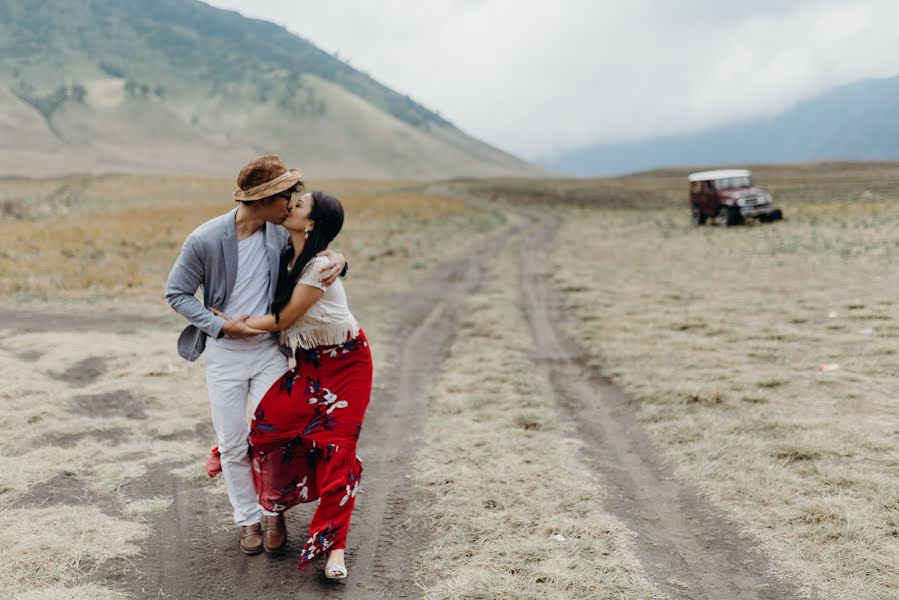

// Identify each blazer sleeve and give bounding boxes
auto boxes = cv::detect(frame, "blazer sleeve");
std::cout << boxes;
[165,234,226,339]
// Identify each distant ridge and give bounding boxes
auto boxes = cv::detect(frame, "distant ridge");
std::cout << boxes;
[544,75,899,177]
[0,0,538,178]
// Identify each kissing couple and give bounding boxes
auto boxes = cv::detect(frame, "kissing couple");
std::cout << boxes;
[165,154,373,580]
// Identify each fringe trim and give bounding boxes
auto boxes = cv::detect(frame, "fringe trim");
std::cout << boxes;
[280,317,360,350]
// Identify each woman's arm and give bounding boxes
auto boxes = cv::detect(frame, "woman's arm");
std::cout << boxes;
[209,283,323,332]
[209,253,331,333]
[248,282,324,332]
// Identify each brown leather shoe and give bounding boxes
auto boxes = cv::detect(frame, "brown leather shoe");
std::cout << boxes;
[262,513,287,552]
[239,523,264,555]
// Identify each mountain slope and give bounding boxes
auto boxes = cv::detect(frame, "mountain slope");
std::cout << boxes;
[0,0,537,178]
[544,76,899,176]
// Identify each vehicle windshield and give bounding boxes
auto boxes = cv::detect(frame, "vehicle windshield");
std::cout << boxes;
[711,176,751,190]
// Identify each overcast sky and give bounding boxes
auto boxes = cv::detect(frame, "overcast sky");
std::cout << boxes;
[206,0,899,160]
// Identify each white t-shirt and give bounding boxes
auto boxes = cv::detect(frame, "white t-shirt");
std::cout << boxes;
[280,256,359,350]
[213,230,272,349]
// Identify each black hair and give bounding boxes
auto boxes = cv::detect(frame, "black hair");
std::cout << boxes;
[271,191,344,321]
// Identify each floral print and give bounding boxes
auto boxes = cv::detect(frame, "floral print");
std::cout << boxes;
[249,330,372,569]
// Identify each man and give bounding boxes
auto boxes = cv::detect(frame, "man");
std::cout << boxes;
[165,155,346,554]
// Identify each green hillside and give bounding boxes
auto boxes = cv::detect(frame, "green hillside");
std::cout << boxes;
[0,0,536,178]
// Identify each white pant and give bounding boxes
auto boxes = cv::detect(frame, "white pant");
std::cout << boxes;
[204,340,288,526]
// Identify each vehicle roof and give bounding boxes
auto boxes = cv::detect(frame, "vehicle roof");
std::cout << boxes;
[687,169,751,182]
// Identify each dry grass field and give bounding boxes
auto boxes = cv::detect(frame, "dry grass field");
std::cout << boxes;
[0,175,492,301]
[3,162,898,599]
[413,237,664,599]
[0,175,503,599]
[461,162,899,599]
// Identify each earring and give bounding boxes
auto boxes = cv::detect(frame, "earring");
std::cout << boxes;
[304,229,311,240]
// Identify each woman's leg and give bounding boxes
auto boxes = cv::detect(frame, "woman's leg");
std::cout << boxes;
[249,358,318,517]
[325,549,347,579]
[294,334,373,569]
[298,446,363,569]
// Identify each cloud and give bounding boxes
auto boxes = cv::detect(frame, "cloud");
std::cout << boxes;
[205,0,899,160]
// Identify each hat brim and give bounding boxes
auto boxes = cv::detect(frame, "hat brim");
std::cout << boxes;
[233,168,303,201]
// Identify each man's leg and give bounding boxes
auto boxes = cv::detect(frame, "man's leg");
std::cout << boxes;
[205,343,263,527]
[248,342,289,414]
[248,348,289,500]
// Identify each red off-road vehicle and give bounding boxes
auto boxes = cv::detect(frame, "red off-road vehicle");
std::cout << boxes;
[689,169,783,226]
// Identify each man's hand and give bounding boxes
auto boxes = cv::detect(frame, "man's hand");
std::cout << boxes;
[316,249,346,287]
[211,308,267,339]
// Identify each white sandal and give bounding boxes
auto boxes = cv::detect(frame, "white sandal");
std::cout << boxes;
[324,563,348,580]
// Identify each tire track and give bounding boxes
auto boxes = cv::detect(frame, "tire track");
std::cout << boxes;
[513,207,808,600]
[33,192,810,599]
[100,217,519,599]
[347,218,520,597]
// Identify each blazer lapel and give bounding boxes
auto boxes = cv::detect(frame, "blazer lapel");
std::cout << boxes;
[221,208,238,305]
[264,223,281,302]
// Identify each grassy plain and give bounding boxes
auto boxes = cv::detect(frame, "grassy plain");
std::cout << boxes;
[0,175,503,599]
[0,176,492,300]
[4,162,898,599]
[413,236,663,599]
[461,161,899,599]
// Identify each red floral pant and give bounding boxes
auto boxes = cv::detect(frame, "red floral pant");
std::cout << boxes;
[249,331,372,569]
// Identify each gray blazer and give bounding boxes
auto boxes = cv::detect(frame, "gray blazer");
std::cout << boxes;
[165,207,289,361]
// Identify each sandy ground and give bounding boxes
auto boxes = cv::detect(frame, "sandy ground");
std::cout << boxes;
[0,267,501,599]
[410,216,668,599]
[0,197,782,599]
[0,181,512,599]
[405,191,804,600]
[516,209,802,599]
[547,201,899,600]
[5,170,890,599]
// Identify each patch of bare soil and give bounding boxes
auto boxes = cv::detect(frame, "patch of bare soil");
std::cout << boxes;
[12,470,99,509]
[516,209,808,600]
[44,426,130,448]
[68,391,149,420]
[0,306,169,335]
[48,357,109,387]
[88,222,518,600]
[17,350,43,362]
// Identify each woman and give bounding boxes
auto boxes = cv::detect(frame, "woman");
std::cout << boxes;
[212,190,372,579]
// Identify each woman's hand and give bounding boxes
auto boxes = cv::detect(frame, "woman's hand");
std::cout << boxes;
[210,307,267,339]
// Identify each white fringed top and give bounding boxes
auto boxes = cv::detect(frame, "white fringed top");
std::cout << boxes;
[280,256,360,350]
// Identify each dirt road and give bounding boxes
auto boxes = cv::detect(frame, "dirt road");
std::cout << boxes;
[515,208,805,599]
[69,219,519,600]
[4,194,805,599]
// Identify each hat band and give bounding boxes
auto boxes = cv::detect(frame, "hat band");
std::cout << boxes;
[239,170,295,197]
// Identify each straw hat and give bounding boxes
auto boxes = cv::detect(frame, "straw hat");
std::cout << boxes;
[233,154,303,201]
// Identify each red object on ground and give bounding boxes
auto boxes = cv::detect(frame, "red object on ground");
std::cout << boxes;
[206,446,222,478]
[250,331,373,569]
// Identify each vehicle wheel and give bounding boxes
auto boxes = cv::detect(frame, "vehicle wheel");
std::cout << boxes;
[758,213,770,223]
[770,209,783,221]
[691,206,706,225]
[715,207,727,226]
[717,205,743,226]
